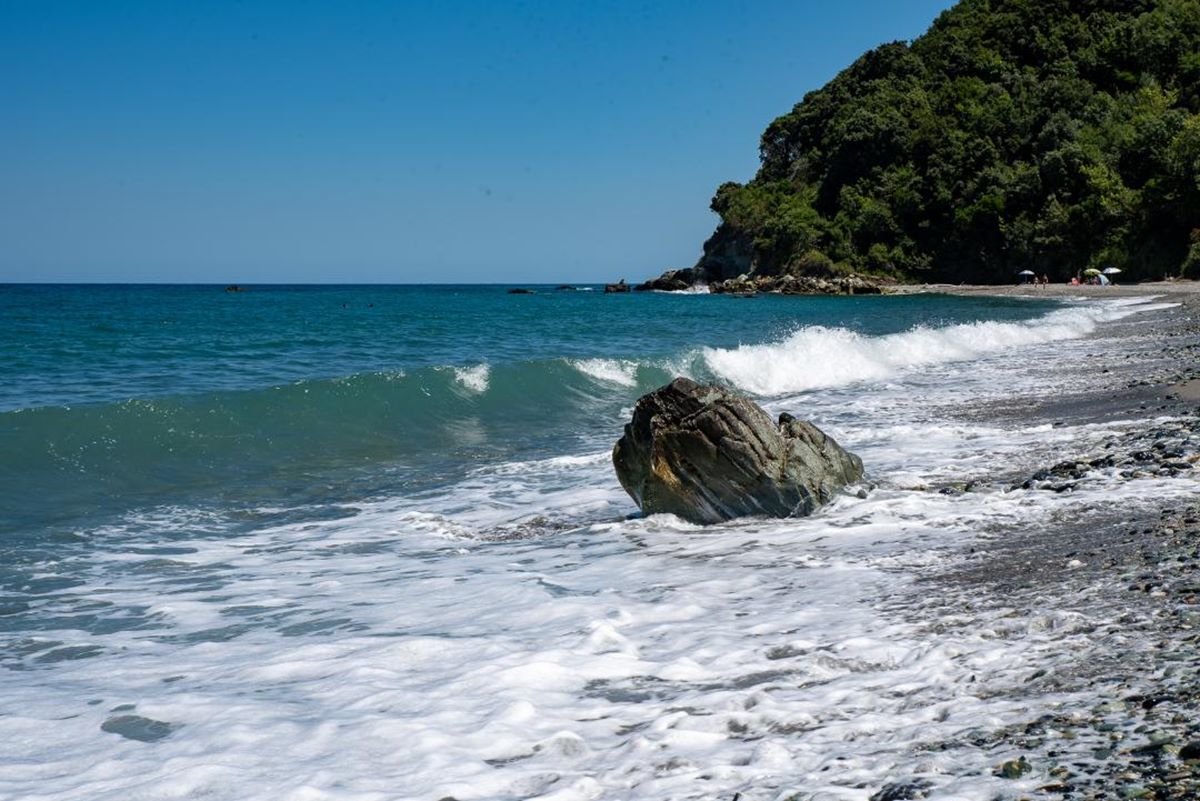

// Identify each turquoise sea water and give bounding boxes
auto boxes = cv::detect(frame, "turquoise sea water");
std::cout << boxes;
[1,284,1055,538]
[20,282,1176,800]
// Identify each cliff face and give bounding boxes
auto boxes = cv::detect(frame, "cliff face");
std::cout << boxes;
[687,0,1200,285]
[694,222,754,282]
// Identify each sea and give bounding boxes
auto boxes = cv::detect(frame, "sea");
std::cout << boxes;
[0,283,1186,800]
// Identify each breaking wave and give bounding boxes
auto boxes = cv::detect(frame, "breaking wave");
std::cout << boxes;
[451,363,491,393]
[1,298,1169,529]
[570,358,640,387]
[702,297,1171,395]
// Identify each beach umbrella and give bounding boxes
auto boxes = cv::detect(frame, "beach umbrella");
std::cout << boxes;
[1017,270,1036,275]
[1102,267,1122,275]
[1083,268,1102,276]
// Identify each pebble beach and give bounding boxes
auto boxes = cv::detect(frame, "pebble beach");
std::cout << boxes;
[872,281,1200,801]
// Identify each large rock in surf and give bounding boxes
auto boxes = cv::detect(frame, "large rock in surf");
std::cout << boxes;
[612,377,863,524]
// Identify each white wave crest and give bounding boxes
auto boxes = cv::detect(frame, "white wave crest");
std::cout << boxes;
[452,364,491,393]
[571,358,639,387]
[703,298,1167,396]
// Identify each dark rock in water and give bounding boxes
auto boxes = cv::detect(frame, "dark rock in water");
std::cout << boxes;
[507,288,534,294]
[612,377,863,524]
[553,284,576,291]
[604,279,631,293]
[869,779,932,801]
[101,714,178,742]
[995,756,1032,779]
[634,268,696,292]
[224,284,247,292]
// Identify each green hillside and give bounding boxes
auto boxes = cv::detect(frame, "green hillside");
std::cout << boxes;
[695,0,1200,284]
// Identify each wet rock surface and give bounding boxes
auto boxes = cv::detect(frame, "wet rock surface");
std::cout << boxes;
[100,713,178,743]
[1011,419,1200,493]
[612,378,863,525]
[634,268,697,292]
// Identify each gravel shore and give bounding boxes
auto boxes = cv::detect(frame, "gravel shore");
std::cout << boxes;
[892,280,1200,301]
[886,283,1200,800]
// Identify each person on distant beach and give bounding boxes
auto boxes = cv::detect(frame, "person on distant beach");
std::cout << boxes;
[1041,274,1049,286]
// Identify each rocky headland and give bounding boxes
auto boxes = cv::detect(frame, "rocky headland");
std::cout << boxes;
[633,266,893,296]
[631,0,1199,295]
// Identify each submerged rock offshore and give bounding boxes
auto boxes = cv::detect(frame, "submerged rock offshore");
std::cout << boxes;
[612,377,864,524]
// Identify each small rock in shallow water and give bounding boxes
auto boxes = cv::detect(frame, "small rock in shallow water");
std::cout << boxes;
[100,714,178,742]
[995,756,1032,779]
[868,779,932,801]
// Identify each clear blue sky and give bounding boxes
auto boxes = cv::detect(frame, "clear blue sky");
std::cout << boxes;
[0,0,955,283]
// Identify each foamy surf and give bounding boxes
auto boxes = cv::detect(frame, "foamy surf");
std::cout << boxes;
[702,297,1172,396]
[570,358,640,387]
[5,403,1194,801]
[4,284,1194,801]
[452,363,492,393]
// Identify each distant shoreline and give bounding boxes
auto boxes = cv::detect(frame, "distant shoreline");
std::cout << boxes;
[890,279,1200,299]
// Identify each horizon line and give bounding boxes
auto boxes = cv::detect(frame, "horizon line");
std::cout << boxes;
[0,280,619,286]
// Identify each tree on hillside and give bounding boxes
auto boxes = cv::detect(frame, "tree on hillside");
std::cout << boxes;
[694,0,1200,284]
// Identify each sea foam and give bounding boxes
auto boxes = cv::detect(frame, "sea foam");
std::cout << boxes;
[2,292,1188,801]
[452,363,491,393]
[570,358,639,387]
[703,297,1172,396]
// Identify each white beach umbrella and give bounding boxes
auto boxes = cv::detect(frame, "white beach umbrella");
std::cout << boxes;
[1017,270,1036,276]
[1102,267,1122,275]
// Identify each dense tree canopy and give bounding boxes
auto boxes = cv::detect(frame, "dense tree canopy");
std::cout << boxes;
[697,0,1200,283]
